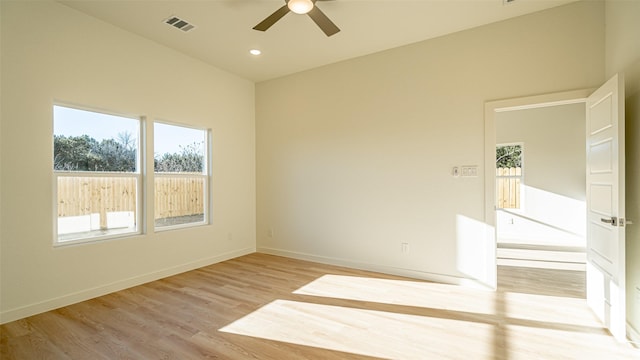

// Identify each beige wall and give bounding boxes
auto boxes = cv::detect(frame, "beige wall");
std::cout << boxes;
[627,89,640,341]
[0,2,3,300]
[0,1,256,322]
[256,1,604,286]
[627,84,640,337]
[605,0,640,89]
[605,0,640,341]
[496,104,586,247]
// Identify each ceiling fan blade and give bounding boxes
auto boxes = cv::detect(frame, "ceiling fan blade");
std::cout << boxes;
[307,5,340,37]
[253,4,290,31]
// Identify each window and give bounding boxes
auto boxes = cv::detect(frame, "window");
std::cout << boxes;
[496,144,523,209]
[154,122,209,229]
[53,105,141,244]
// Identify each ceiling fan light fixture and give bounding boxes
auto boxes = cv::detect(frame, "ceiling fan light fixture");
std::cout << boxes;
[287,0,314,15]
[253,0,339,36]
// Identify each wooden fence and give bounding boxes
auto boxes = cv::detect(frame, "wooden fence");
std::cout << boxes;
[57,176,204,228]
[154,177,204,220]
[496,167,521,209]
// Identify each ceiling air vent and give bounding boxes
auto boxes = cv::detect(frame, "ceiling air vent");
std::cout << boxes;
[164,16,196,32]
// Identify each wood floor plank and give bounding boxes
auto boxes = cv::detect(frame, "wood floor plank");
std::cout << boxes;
[1,252,638,359]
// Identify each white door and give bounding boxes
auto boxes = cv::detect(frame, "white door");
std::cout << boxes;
[586,73,626,341]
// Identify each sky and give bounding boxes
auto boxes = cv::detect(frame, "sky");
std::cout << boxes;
[53,105,206,156]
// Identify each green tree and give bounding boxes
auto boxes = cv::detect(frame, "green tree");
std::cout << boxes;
[90,138,136,171]
[496,145,522,168]
[53,132,136,172]
[54,135,97,171]
[154,142,204,173]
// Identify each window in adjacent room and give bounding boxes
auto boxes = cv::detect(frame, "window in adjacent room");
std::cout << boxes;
[496,143,523,209]
[154,122,209,229]
[53,104,142,244]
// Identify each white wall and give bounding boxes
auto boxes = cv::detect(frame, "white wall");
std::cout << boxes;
[0,1,256,323]
[627,88,640,343]
[256,1,604,287]
[605,0,640,342]
[496,104,586,247]
[0,2,4,300]
[605,0,640,90]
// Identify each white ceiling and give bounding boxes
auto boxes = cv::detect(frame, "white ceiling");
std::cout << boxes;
[60,0,577,82]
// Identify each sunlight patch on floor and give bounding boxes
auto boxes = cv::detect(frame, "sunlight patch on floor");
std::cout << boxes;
[502,291,602,328]
[503,323,632,359]
[293,274,497,315]
[292,274,597,328]
[219,299,494,359]
[216,267,639,359]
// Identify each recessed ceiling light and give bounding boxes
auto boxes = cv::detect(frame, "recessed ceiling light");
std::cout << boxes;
[249,49,262,56]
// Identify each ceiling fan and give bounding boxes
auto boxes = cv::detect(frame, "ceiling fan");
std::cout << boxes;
[253,0,340,37]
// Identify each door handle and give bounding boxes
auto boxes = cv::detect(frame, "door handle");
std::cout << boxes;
[601,217,618,226]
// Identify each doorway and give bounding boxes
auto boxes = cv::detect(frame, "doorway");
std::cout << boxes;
[484,89,593,290]
[485,80,629,342]
[494,102,588,298]
[496,102,587,266]
[484,92,592,250]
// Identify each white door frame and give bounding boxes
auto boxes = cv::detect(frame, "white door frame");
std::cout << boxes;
[484,89,592,288]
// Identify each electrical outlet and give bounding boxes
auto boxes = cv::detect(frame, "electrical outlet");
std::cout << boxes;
[268,228,274,238]
[227,232,233,241]
[401,242,409,253]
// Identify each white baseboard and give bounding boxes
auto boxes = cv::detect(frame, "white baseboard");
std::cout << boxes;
[628,322,640,348]
[257,247,493,290]
[0,247,255,324]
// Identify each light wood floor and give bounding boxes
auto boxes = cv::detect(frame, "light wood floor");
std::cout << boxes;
[1,253,639,359]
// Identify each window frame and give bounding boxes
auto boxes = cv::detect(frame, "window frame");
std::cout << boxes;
[153,120,211,232]
[495,142,524,210]
[52,103,144,246]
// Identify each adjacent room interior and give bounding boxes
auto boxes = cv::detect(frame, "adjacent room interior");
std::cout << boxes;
[1,0,639,358]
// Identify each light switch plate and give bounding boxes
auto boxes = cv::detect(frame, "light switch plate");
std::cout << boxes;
[461,165,478,177]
